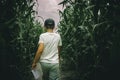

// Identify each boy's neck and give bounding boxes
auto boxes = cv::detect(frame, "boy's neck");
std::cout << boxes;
[47,29,53,33]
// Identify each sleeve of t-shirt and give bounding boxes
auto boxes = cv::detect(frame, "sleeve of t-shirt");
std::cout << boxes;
[58,35,62,46]
[38,34,44,44]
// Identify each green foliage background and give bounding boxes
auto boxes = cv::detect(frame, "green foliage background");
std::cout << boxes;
[0,0,42,80]
[59,0,120,80]
[0,0,120,80]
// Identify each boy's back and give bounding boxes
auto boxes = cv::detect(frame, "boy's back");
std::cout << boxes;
[39,32,62,63]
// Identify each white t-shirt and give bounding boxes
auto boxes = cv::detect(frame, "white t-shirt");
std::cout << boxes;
[38,32,62,63]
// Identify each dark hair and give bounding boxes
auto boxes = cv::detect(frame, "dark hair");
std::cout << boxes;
[44,18,55,29]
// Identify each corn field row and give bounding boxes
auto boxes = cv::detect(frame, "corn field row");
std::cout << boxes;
[0,0,120,80]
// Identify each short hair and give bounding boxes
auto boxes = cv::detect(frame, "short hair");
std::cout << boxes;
[44,18,55,29]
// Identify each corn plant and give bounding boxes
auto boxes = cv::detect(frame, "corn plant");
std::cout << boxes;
[0,0,43,80]
[59,0,120,80]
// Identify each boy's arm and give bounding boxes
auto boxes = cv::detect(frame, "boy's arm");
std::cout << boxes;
[58,46,61,54]
[32,43,44,69]
[58,46,62,60]
[58,35,62,60]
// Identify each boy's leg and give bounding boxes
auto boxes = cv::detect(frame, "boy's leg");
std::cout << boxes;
[49,63,60,80]
[40,62,49,80]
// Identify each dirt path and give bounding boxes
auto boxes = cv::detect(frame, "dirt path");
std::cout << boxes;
[60,70,79,80]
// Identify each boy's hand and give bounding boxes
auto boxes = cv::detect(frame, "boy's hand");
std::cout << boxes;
[32,62,36,69]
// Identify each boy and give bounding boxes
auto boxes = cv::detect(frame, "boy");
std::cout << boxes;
[32,18,62,80]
